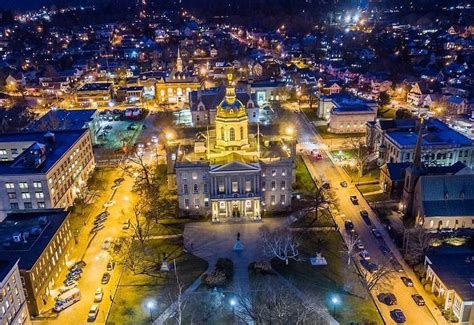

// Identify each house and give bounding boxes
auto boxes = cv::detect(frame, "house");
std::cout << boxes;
[424,249,474,324]
[447,96,469,115]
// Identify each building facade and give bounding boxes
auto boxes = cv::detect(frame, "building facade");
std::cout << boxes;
[317,93,377,122]
[0,210,73,316]
[0,259,30,325]
[367,118,474,168]
[74,82,113,107]
[173,74,293,220]
[0,129,95,220]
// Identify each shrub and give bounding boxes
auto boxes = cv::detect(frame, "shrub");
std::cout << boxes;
[249,260,274,274]
[215,258,234,279]
[203,271,226,288]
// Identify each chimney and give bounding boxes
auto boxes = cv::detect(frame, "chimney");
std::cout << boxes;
[44,131,56,145]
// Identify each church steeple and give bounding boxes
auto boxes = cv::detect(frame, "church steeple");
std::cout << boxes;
[413,117,424,169]
[176,48,183,73]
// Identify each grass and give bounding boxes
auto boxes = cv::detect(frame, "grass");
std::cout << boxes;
[346,168,381,183]
[301,105,320,121]
[290,209,336,229]
[316,125,364,140]
[272,231,382,325]
[365,192,392,203]
[293,155,317,194]
[357,184,382,194]
[108,238,208,325]
[378,107,396,118]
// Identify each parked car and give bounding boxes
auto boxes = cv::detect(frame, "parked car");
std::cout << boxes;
[87,304,99,322]
[102,237,112,250]
[359,250,371,260]
[101,272,111,284]
[94,288,103,302]
[378,293,397,306]
[90,224,104,234]
[371,227,382,238]
[322,181,330,189]
[114,177,125,184]
[350,196,359,205]
[66,273,81,281]
[360,259,378,273]
[63,279,77,287]
[74,261,87,269]
[340,181,348,188]
[359,210,371,225]
[344,220,354,231]
[122,219,130,230]
[401,276,414,287]
[107,260,115,271]
[379,245,389,255]
[59,283,78,294]
[390,309,406,323]
[356,240,365,250]
[103,200,116,208]
[411,294,425,306]
[311,150,323,160]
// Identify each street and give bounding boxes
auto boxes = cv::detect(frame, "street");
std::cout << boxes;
[33,169,136,325]
[285,106,446,325]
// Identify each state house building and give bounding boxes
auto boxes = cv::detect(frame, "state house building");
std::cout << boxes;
[169,74,293,221]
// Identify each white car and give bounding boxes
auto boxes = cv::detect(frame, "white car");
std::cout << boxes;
[359,250,371,260]
[87,304,99,322]
[103,200,116,208]
[102,237,112,250]
[94,288,103,302]
[59,283,78,294]
[356,240,365,250]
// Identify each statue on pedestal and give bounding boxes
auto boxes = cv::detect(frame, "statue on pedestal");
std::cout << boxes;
[233,232,243,251]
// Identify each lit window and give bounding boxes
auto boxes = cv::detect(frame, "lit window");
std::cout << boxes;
[21,193,31,199]
[5,183,14,189]
[19,182,28,189]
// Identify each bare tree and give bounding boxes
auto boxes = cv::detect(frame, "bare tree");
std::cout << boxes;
[342,232,359,266]
[171,259,187,325]
[122,153,154,192]
[345,137,374,178]
[235,279,327,325]
[260,226,301,265]
[359,260,394,291]
[404,227,433,265]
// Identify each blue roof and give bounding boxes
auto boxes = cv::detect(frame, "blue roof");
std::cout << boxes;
[387,119,472,148]
[0,129,89,175]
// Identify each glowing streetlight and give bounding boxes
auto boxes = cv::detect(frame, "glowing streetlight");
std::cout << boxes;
[331,296,339,318]
[146,300,156,323]
[230,298,236,315]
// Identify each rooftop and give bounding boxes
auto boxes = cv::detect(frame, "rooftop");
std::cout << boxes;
[426,249,474,302]
[0,259,18,283]
[77,82,113,92]
[0,210,70,270]
[0,129,88,175]
[27,109,97,131]
[386,119,472,148]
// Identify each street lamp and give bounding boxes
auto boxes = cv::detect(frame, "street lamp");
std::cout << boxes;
[146,300,156,323]
[230,298,236,315]
[331,296,339,318]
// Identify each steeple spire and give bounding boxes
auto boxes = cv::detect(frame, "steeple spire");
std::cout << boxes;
[225,73,236,103]
[176,47,183,73]
[413,117,424,168]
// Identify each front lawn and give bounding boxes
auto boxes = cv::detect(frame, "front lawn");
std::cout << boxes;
[272,231,382,324]
[357,183,382,194]
[290,209,336,229]
[108,238,208,325]
[293,156,317,194]
[316,125,364,140]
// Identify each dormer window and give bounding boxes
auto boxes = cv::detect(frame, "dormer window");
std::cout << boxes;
[460,191,465,199]
[444,191,449,200]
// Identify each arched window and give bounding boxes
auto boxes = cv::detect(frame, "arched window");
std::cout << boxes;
[240,126,244,140]
[229,128,235,141]
[221,127,225,140]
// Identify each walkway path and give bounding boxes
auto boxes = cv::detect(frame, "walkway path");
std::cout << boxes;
[155,217,338,324]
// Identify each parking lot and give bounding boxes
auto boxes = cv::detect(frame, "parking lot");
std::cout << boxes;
[95,120,143,150]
